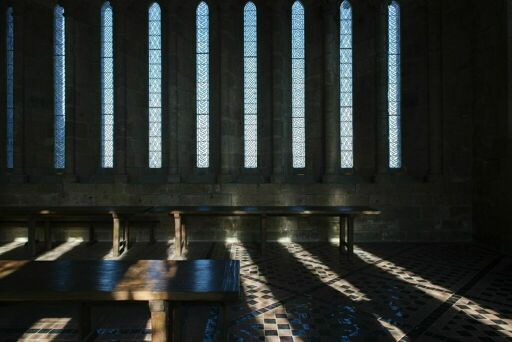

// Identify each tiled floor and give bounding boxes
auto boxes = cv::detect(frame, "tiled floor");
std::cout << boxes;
[0,241,510,341]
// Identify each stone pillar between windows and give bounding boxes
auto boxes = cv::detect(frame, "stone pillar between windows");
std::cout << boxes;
[375,0,390,180]
[165,1,180,183]
[12,2,27,183]
[112,0,127,182]
[426,0,443,181]
[218,0,241,183]
[322,0,339,182]
[271,0,290,183]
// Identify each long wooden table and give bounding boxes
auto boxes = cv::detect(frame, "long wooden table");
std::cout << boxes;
[158,206,381,258]
[0,259,240,341]
[0,207,156,257]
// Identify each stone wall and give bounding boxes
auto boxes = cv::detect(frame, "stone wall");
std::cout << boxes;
[472,0,512,255]
[0,0,476,243]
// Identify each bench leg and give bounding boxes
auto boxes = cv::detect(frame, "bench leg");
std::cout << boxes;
[150,300,169,342]
[88,224,97,245]
[339,215,347,255]
[124,220,130,251]
[173,214,182,257]
[259,215,267,255]
[112,213,121,258]
[347,215,354,259]
[182,218,187,253]
[27,218,37,257]
[80,303,96,341]
[44,220,52,251]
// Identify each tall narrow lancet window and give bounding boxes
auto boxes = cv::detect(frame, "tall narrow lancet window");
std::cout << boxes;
[54,5,66,169]
[291,1,305,168]
[243,2,257,168]
[148,3,162,168]
[6,7,14,169]
[388,1,401,168]
[196,2,209,168]
[101,2,114,168]
[340,1,353,169]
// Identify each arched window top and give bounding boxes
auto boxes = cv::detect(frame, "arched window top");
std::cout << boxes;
[292,1,304,13]
[197,1,208,17]
[54,5,64,16]
[102,1,112,12]
[244,1,256,12]
[341,0,351,12]
[149,2,160,18]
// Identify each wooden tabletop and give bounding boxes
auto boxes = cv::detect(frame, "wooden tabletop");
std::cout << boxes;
[158,205,381,216]
[0,260,240,302]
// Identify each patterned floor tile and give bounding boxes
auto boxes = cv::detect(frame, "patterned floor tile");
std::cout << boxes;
[419,297,512,341]
[229,295,399,341]
[241,257,339,293]
[310,274,451,339]
[362,257,482,293]
[466,263,512,307]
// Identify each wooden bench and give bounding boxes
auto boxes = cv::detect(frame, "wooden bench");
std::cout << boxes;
[0,259,240,341]
[156,206,381,258]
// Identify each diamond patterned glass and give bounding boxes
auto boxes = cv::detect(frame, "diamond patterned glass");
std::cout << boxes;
[340,0,353,169]
[196,2,209,168]
[6,7,14,169]
[148,3,162,169]
[101,2,114,168]
[54,6,65,169]
[388,1,401,169]
[244,2,257,169]
[291,1,305,168]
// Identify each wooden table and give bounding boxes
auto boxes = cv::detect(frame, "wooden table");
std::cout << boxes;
[157,206,381,258]
[0,259,240,341]
[0,207,155,257]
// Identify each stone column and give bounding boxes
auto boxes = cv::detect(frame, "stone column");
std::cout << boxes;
[426,0,443,181]
[271,0,290,182]
[112,0,127,181]
[165,1,180,182]
[375,0,389,177]
[218,0,242,182]
[64,3,77,181]
[322,0,339,181]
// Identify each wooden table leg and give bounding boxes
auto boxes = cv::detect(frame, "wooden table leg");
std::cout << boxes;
[173,213,182,257]
[44,219,52,251]
[347,215,354,259]
[124,220,130,251]
[27,218,36,257]
[149,300,169,342]
[80,303,96,341]
[182,217,187,252]
[259,214,267,255]
[339,215,347,255]
[112,213,121,258]
[88,223,96,245]
[172,301,182,342]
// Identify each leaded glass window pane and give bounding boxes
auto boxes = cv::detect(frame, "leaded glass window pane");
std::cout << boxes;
[101,2,114,168]
[6,7,14,169]
[196,2,209,168]
[388,1,401,169]
[148,3,162,169]
[340,0,353,169]
[244,2,257,169]
[54,5,65,169]
[291,1,305,168]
